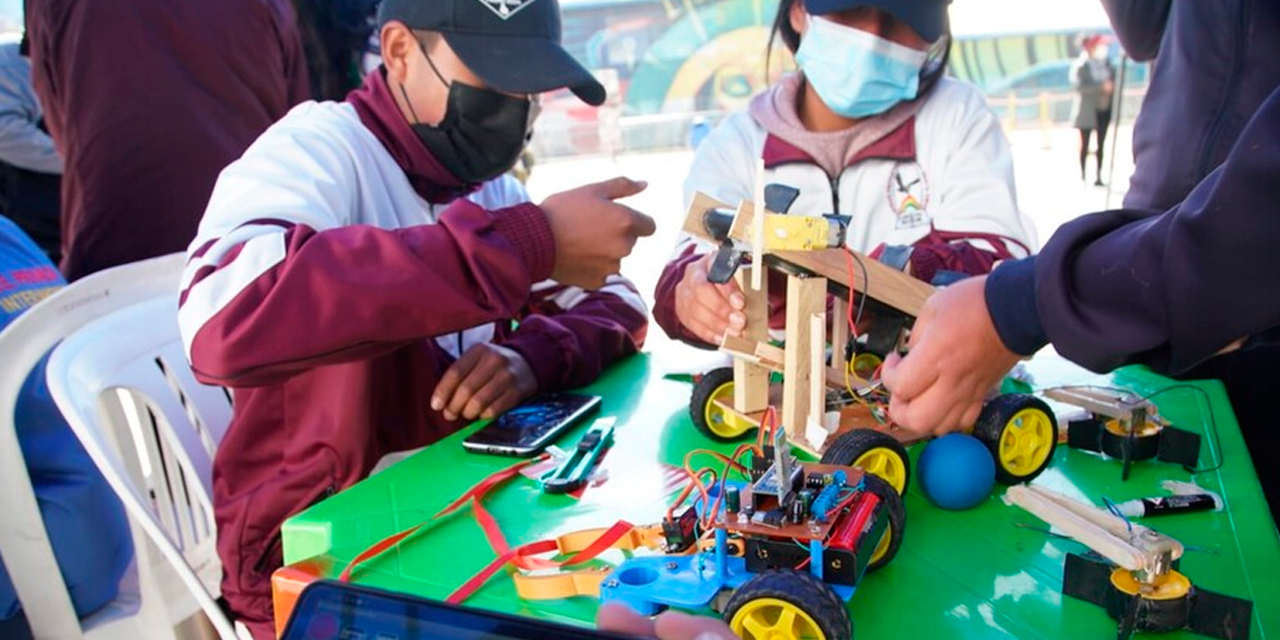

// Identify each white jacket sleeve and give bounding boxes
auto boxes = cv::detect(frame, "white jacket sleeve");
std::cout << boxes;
[918,80,1038,254]
[0,43,62,174]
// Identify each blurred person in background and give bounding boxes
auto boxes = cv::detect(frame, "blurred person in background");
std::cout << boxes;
[24,0,311,280]
[0,214,132,640]
[0,33,60,263]
[1069,33,1114,186]
[294,0,381,101]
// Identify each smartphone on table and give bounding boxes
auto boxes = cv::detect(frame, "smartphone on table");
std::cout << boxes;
[461,392,602,457]
[280,580,639,640]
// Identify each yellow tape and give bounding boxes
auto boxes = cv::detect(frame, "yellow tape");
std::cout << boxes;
[513,567,612,599]
[511,524,668,600]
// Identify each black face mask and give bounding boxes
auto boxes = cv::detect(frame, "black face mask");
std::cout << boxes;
[401,45,534,184]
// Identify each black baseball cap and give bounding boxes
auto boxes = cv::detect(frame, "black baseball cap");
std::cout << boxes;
[378,0,606,106]
[804,0,951,43]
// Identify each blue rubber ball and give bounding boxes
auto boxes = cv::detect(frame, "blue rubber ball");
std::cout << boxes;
[918,434,996,510]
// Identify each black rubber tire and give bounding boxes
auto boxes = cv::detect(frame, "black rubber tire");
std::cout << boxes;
[689,367,752,442]
[820,429,911,495]
[723,570,852,640]
[860,474,906,573]
[972,394,1059,485]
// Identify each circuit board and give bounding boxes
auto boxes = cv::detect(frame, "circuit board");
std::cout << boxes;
[721,463,867,542]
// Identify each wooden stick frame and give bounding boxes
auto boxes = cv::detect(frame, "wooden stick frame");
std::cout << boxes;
[684,191,935,451]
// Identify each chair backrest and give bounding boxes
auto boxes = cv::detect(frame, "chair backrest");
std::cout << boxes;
[0,253,189,639]
[43,258,240,640]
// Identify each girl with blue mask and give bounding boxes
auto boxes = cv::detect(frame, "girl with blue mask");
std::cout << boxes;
[654,0,1036,356]
[795,15,931,119]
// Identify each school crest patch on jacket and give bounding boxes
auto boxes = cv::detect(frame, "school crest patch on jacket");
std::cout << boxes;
[887,161,931,230]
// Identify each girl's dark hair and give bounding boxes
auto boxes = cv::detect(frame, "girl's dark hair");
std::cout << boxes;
[766,0,952,99]
[766,0,803,68]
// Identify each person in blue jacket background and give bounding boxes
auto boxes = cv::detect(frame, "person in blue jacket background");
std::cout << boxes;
[0,214,132,640]
[880,85,1280,522]
[1099,0,1280,513]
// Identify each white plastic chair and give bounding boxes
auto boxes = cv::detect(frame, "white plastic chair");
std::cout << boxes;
[0,252,236,640]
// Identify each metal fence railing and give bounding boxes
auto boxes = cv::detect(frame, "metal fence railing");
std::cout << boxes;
[528,86,1149,160]
[986,86,1148,131]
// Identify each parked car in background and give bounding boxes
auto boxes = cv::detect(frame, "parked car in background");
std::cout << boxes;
[985,57,1149,127]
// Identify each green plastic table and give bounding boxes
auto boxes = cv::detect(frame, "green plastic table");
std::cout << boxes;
[280,351,1279,639]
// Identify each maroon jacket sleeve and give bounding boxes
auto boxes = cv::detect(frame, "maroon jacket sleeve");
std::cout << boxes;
[654,244,788,348]
[180,201,555,388]
[653,246,712,347]
[901,228,1028,283]
[502,278,648,392]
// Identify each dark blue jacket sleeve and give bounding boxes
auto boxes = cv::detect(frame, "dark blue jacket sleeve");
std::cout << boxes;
[1100,0,1171,62]
[986,85,1280,375]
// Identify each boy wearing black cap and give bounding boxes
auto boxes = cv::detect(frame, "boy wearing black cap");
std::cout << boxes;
[178,0,654,635]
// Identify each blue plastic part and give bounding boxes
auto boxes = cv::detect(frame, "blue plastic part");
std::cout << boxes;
[809,538,824,580]
[599,554,859,615]
[811,471,848,522]
[715,527,728,579]
[600,554,749,612]
[601,471,867,617]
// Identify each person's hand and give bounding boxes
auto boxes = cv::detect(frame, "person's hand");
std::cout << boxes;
[674,252,747,345]
[540,177,657,289]
[431,343,537,422]
[880,275,1022,436]
[597,602,739,640]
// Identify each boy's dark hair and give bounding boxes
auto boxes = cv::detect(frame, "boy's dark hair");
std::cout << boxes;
[766,0,952,99]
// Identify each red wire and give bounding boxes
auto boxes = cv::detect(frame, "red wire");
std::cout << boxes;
[340,455,545,583]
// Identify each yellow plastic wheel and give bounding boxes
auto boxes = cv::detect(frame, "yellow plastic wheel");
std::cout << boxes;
[869,528,892,566]
[997,408,1056,478]
[723,571,849,640]
[973,394,1059,484]
[690,367,754,442]
[730,598,828,640]
[858,473,905,572]
[854,447,908,495]
[703,380,739,437]
[821,429,911,495]
[1111,569,1192,600]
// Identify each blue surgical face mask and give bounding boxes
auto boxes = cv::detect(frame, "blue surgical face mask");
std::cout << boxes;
[795,16,929,119]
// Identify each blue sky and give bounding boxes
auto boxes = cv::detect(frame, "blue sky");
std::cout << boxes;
[0,0,18,33]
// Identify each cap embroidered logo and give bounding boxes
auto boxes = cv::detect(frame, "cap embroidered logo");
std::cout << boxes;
[476,0,539,20]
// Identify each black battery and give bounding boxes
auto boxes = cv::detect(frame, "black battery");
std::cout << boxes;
[788,497,806,524]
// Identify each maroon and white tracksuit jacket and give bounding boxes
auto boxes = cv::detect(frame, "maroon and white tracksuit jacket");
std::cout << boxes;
[178,69,646,638]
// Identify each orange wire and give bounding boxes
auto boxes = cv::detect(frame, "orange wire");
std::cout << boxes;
[843,248,860,340]
[704,442,759,528]
[757,405,778,449]
[668,466,717,522]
